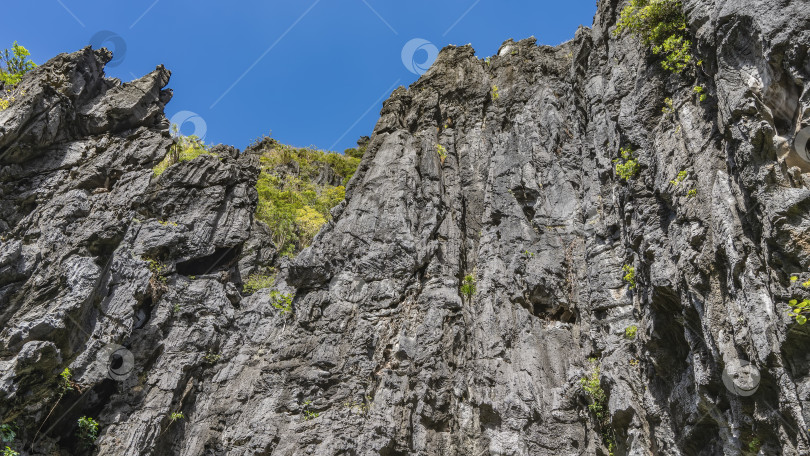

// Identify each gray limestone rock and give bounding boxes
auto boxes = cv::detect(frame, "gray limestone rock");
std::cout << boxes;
[2,1,810,455]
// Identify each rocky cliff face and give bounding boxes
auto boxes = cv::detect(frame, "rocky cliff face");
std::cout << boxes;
[2,0,810,454]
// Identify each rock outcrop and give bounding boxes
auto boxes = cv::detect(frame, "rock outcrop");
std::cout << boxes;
[2,0,810,454]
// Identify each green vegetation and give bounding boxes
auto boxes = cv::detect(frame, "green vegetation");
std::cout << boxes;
[622,265,637,289]
[3,447,19,456]
[254,139,361,256]
[614,0,692,74]
[670,170,687,186]
[748,437,761,453]
[302,400,320,421]
[0,424,13,443]
[436,144,448,163]
[77,416,99,445]
[662,97,674,115]
[786,275,810,324]
[242,272,275,294]
[170,412,185,423]
[153,126,217,177]
[580,358,615,455]
[143,256,168,284]
[269,291,294,314]
[625,325,638,340]
[687,188,697,198]
[693,85,707,102]
[59,367,75,395]
[0,42,36,86]
[203,351,221,364]
[343,396,373,415]
[460,274,476,301]
[614,147,640,181]
[491,85,500,100]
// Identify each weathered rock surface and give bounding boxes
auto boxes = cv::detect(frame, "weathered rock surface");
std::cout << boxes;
[2,0,810,454]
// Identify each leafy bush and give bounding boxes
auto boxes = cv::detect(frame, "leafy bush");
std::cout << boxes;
[243,273,275,294]
[170,412,185,422]
[0,42,36,86]
[491,85,500,100]
[269,291,294,314]
[693,85,707,102]
[614,0,692,73]
[614,147,640,181]
[302,400,319,420]
[436,144,448,162]
[786,276,810,324]
[3,447,19,456]
[622,265,637,289]
[460,274,476,300]
[254,142,359,255]
[153,127,216,177]
[77,416,99,445]
[580,358,615,454]
[625,325,638,339]
[0,424,14,443]
[670,170,687,186]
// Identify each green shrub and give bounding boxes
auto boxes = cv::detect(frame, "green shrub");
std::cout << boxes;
[254,142,359,255]
[625,325,638,339]
[460,274,476,300]
[243,273,276,294]
[749,437,761,453]
[0,42,36,86]
[693,85,707,102]
[662,97,675,115]
[491,85,500,100]
[622,265,637,289]
[153,127,216,178]
[203,352,221,364]
[614,0,692,74]
[436,144,448,162]
[269,291,294,314]
[786,275,810,324]
[0,424,14,443]
[670,170,687,186]
[614,147,640,181]
[3,447,19,456]
[302,400,319,421]
[687,188,697,198]
[170,412,185,422]
[580,358,615,454]
[77,416,99,445]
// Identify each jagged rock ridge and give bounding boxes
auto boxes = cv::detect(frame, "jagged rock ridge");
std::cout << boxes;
[2,0,810,454]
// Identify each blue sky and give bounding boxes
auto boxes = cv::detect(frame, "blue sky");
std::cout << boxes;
[2,1,597,152]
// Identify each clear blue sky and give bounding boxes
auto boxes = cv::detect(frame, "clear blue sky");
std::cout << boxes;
[2,1,596,152]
